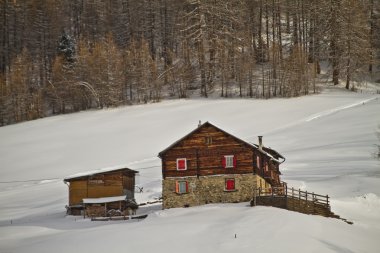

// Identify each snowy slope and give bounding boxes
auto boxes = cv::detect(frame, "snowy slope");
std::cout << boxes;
[0,88,379,252]
[1,204,379,253]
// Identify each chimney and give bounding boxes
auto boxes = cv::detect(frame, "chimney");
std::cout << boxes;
[258,136,263,150]
[198,120,202,127]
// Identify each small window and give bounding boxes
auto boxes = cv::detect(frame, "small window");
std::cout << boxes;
[176,158,187,171]
[257,156,260,168]
[205,136,212,145]
[176,181,188,194]
[223,155,236,168]
[225,179,235,191]
[88,179,104,185]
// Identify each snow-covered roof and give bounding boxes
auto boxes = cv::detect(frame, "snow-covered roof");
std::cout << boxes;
[158,121,258,157]
[64,165,138,182]
[158,121,285,163]
[83,195,127,204]
[251,143,285,163]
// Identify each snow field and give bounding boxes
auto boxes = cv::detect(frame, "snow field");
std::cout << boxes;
[0,88,379,252]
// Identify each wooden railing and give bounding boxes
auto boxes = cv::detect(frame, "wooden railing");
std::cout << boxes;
[254,185,330,208]
[252,185,353,224]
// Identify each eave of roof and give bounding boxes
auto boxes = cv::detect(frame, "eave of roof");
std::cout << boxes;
[252,144,285,162]
[64,166,138,182]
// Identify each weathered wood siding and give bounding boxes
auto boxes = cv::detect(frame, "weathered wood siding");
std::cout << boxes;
[68,171,135,205]
[69,181,88,206]
[162,124,255,178]
[254,150,281,186]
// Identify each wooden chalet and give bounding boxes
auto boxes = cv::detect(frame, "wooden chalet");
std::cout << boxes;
[158,121,285,209]
[63,167,138,217]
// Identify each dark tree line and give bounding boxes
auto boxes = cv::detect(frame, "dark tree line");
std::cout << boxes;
[0,0,379,125]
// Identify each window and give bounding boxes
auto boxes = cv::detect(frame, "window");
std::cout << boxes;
[205,136,212,145]
[88,179,104,185]
[257,156,260,168]
[223,155,236,168]
[176,158,187,171]
[176,181,188,194]
[88,175,104,185]
[225,179,235,191]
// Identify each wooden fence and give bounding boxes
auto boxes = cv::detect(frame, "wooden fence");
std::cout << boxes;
[251,184,352,224]
[252,184,341,218]
[253,185,330,209]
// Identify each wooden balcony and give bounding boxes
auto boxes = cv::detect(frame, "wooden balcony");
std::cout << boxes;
[262,169,281,186]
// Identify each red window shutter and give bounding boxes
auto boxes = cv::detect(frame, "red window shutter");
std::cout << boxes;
[177,159,186,170]
[222,156,226,168]
[175,181,179,193]
[230,180,235,190]
[226,179,235,190]
[233,156,237,168]
[185,181,189,193]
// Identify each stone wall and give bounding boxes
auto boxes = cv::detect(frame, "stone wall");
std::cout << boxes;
[162,174,261,209]
[253,196,287,209]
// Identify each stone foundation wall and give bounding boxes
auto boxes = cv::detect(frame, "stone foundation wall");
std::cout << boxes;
[162,174,261,209]
[253,196,287,209]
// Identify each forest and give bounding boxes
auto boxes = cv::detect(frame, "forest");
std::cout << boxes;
[0,0,379,126]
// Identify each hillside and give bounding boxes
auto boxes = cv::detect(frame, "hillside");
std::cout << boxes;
[0,88,380,252]
[2,1,379,126]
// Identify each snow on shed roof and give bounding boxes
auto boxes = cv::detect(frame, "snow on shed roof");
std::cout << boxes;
[83,195,127,204]
[63,165,138,182]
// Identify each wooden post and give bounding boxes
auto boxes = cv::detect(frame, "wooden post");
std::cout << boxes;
[305,191,308,213]
[285,183,288,196]
[285,183,288,208]
[298,189,301,208]
[291,187,294,210]
[327,195,330,210]
[312,192,315,214]
[105,203,107,217]
[253,187,257,206]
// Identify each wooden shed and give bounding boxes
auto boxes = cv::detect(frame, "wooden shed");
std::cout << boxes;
[158,121,285,209]
[63,167,138,217]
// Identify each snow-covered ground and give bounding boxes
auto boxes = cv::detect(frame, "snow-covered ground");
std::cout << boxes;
[0,87,379,252]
